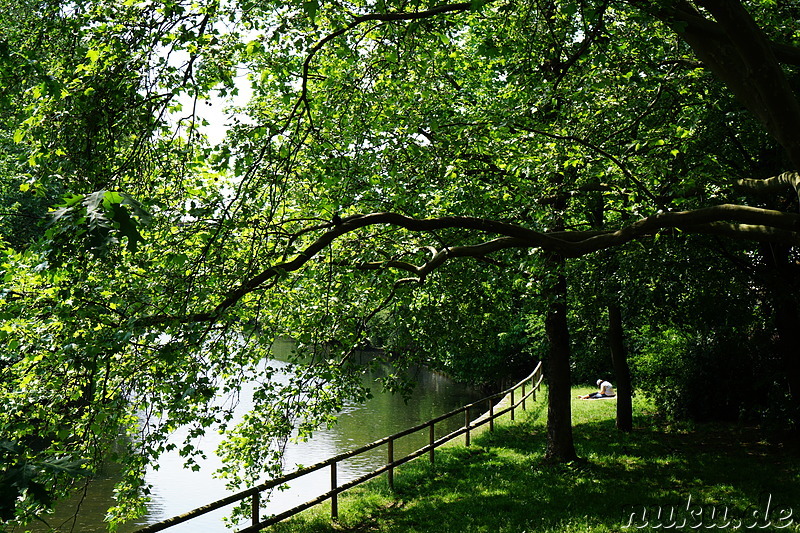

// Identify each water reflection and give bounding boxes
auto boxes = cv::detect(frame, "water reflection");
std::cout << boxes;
[23,355,481,532]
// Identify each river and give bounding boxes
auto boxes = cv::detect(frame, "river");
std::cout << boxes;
[22,352,483,533]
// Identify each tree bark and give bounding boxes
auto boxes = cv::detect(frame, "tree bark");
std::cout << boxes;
[761,243,800,429]
[648,0,800,168]
[608,303,633,432]
[544,259,579,462]
[774,298,800,430]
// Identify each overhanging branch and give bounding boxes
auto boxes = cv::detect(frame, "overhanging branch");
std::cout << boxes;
[135,201,800,327]
[735,171,800,197]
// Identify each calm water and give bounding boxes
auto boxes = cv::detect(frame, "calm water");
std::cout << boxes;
[24,354,482,532]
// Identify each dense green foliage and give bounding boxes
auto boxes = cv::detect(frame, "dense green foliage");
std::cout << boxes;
[2,0,800,528]
[568,236,789,423]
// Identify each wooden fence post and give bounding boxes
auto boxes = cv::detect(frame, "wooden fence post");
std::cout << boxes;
[429,422,435,464]
[489,399,494,432]
[387,438,394,490]
[511,389,515,421]
[522,381,526,410]
[465,406,471,446]
[330,462,338,520]
[251,491,259,527]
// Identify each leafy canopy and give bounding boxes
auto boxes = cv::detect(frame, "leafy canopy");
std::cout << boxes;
[2,0,800,527]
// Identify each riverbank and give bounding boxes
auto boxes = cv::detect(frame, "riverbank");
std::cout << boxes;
[266,386,800,532]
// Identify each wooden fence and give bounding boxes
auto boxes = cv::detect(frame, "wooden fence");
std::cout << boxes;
[134,361,544,533]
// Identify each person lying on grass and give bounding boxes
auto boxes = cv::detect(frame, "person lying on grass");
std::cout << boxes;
[578,379,616,399]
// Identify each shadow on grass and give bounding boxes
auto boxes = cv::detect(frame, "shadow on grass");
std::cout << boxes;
[267,396,800,533]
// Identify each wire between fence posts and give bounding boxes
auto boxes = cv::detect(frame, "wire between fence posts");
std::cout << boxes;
[330,462,338,520]
[387,438,394,490]
[251,491,259,527]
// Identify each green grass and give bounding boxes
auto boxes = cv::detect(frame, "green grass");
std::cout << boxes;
[265,386,800,532]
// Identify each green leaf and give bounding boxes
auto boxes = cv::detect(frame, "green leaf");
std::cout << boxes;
[470,0,490,10]
[39,456,88,476]
[102,191,124,207]
[109,203,143,252]
[302,0,319,22]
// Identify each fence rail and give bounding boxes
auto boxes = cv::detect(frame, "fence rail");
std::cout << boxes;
[134,361,544,533]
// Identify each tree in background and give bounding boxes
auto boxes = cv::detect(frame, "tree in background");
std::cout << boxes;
[2,0,800,527]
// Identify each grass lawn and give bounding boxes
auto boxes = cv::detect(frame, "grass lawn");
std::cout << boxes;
[265,386,800,532]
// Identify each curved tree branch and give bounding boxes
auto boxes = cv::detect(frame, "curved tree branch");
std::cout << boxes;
[135,199,800,327]
[735,171,800,198]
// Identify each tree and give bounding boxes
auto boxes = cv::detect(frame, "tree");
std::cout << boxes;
[3,0,800,527]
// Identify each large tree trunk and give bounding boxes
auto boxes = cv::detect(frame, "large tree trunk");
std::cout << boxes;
[761,243,800,428]
[774,298,800,429]
[652,0,800,167]
[544,262,578,462]
[608,303,633,432]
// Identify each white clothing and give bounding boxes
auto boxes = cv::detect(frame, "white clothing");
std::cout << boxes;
[600,381,615,396]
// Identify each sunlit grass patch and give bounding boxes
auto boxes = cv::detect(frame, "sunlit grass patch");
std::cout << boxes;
[266,386,800,532]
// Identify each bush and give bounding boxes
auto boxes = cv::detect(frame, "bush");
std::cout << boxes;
[629,324,787,423]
